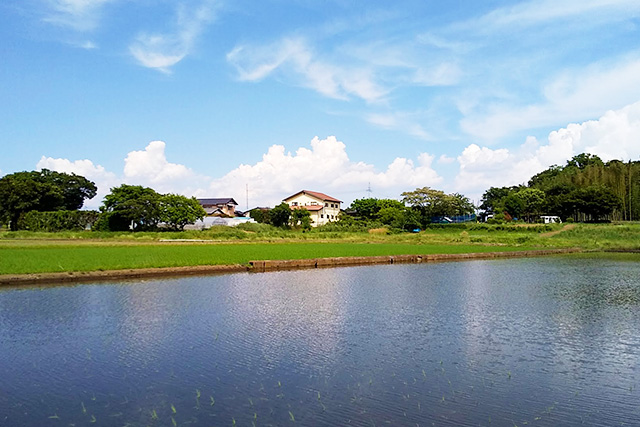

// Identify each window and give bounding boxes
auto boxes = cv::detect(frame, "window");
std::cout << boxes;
[311,201,317,205]
[320,214,324,218]
[292,202,298,206]
[325,203,328,207]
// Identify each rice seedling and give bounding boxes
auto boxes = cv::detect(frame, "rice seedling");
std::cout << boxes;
[48,414,60,419]
[171,404,177,414]
[210,396,215,406]
[289,410,295,422]
[90,415,97,423]
[81,402,87,414]
[171,416,177,426]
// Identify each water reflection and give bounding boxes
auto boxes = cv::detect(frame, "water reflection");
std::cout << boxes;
[0,255,639,426]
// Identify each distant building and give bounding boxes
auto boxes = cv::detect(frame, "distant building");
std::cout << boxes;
[540,215,562,224]
[197,198,238,217]
[283,190,342,227]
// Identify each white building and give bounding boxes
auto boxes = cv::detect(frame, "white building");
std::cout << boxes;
[283,190,342,227]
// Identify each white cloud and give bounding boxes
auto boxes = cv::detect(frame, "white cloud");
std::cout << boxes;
[123,140,205,192]
[461,56,640,140]
[227,38,388,103]
[129,1,217,73]
[453,100,640,198]
[36,156,119,209]
[205,136,442,207]
[43,0,114,32]
[366,112,432,140]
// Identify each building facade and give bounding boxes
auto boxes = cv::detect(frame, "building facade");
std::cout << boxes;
[283,190,342,227]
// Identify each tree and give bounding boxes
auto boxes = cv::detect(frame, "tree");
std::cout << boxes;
[291,208,311,230]
[160,194,206,231]
[349,198,380,220]
[515,188,546,222]
[249,208,271,224]
[270,202,292,228]
[0,169,96,231]
[99,185,162,231]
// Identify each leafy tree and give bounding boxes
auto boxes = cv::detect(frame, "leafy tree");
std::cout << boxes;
[567,185,621,221]
[291,208,311,230]
[515,188,546,222]
[402,187,474,226]
[249,208,271,224]
[270,202,292,228]
[349,198,381,219]
[0,169,96,231]
[567,153,604,170]
[480,186,521,216]
[99,185,162,231]
[160,194,206,231]
[503,193,525,219]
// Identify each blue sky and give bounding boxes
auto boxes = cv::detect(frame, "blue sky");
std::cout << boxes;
[2,0,640,209]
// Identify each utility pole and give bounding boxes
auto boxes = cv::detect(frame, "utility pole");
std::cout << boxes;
[246,183,249,212]
[366,182,372,198]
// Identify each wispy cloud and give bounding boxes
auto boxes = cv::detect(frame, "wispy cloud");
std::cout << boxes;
[227,37,388,103]
[42,0,114,32]
[129,1,218,73]
[461,55,640,140]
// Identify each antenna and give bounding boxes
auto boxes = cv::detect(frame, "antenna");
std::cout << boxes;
[366,182,373,197]
[246,183,249,212]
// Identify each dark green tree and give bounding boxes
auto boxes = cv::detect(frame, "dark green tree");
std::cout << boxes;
[0,169,96,230]
[291,208,311,230]
[160,194,206,231]
[270,202,292,228]
[99,185,162,231]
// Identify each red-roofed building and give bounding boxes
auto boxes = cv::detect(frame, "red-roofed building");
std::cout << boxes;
[283,190,342,227]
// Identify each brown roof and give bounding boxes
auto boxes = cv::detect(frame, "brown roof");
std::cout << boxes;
[291,204,324,212]
[284,190,342,203]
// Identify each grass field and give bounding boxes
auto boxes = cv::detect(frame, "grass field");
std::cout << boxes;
[1,222,639,275]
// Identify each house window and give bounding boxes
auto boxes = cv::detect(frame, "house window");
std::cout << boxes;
[292,202,298,206]
[325,203,328,207]
[320,214,324,218]
[311,201,317,205]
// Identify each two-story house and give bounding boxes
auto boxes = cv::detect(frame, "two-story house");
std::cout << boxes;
[197,198,238,217]
[283,190,342,227]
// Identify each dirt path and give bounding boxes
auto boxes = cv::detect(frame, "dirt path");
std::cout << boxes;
[540,223,576,238]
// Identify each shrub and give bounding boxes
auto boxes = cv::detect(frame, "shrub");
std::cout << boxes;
[18,210,100,232]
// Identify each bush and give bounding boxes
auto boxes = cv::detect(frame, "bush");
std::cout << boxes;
[18,210,100,232]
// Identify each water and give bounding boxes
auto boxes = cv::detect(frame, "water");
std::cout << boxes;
[1,255,639,426]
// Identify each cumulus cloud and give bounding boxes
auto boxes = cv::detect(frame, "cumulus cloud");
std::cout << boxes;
[205,136,442,207]
[36,155,120,209]
[123,140,206,193]
[453,100,640,198]
[129,1,217,72]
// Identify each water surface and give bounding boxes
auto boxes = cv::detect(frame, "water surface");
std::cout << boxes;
[1,255,639,426]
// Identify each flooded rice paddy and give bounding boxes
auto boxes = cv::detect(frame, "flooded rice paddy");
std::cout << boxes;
[1,255,639,426]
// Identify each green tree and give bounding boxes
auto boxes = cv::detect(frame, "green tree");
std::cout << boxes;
[99,185,162,231]
[515,188,546,222]
[249,208,271,224]
[270,202,292,228]
[291,208,311,230]
[160,194,206,231]
[0,169,96,231]
[349,198,380,219]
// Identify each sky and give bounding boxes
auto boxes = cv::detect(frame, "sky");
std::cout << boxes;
[2,0,640,210]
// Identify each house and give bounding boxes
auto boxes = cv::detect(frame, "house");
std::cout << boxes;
[283,190,342,227]
[197,198,238,217]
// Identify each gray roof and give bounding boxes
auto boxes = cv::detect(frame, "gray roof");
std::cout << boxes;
[197,198,238,206]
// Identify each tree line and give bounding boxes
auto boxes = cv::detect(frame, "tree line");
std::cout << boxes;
[0,170,205,231]
[2,152,639,232]
[481,153,638,222]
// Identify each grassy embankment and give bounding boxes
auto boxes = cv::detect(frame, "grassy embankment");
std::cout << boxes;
[0,222,639,275]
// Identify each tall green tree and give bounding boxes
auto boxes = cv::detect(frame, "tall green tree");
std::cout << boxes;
[160,194,206,231]
[270,202,292,228]
[99,185,162,231]
[0,169,96,230]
